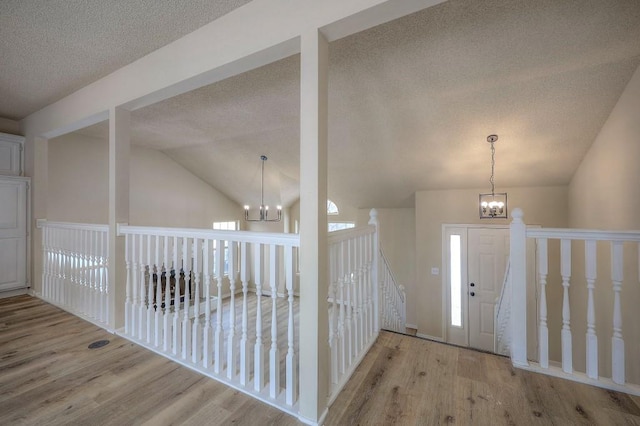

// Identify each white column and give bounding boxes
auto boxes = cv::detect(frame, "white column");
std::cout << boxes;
[26,136,48,296]
[108,107,130,330]
[509,208,528,367]
[298,28,329,424]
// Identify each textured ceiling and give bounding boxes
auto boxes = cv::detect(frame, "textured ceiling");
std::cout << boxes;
[14,0,640,209]
[0,0,252,120]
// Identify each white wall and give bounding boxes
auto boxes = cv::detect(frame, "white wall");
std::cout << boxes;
[568,64,640,384]
[47,132,242,227]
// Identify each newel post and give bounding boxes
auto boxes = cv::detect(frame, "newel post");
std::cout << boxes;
[368,209,380,332]
[509,208,529,367]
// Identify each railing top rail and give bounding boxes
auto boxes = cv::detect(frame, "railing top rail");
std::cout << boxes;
[527,227,640,242]
[380,248,404,302]
[36,219,108,232]
[118,224,300,246]
[327,224,375,244]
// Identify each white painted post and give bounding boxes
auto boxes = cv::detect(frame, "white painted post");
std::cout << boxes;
[611,241,625,384]
[585,240,598,379]
[509,208,528,367]
[368,209,379,333]
[560,239,573,374]
[298,27,330,424]
[107,106,130,331]
[285,244,297,406]
[138,234,146,340]
[537,238,549,369]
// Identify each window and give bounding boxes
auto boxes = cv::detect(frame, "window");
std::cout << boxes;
[450,234,462,327]
[327,200,339,215]
[328,222,355,232]
[212,221,238,275]
[212,221,238,231]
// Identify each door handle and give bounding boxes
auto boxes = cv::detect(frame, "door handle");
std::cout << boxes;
[470,291,476,297]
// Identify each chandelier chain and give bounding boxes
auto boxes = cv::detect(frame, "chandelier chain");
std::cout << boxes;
[489,140,496,195]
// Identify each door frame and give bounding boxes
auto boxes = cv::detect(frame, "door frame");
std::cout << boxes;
[441,224,509,349]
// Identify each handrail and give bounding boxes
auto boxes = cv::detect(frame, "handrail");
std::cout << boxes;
[380,248,404,303]
[37,219,108,232]
[494,258,511,355]
[118,224,300,246]
[327,224,375,244]
[527,227,640,242]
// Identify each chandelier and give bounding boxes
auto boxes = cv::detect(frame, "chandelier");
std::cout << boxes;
[244,155,282,222]
[479,134,508,219]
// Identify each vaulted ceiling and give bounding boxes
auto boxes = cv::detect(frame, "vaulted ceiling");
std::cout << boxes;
[3,0,640,209]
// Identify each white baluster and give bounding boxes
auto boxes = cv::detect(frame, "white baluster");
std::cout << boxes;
[214,238,224,373]
[191,238,202,364]
[146,234,154,344]
[328,244,338,385]
[345,242,353,363]
[338,241,346,375]
[138,234,147,340]
[357,236,365,350]
[227,241,238,380]
[125,234,131,334]
[254,243,265,391]
[269,244,280,399]
[163,235,172,352]
[100,229,108,325]
[538,238,549,369]
[240,242,250,386]
[172,236,182,356]
[181,237,191,360]
[203,239,213,368]
[560,239,572,374]
[285,244,297,406]
[611,241,624,384]
[130,234,138,337]
[154,235,163,347]
[585,240,598,379]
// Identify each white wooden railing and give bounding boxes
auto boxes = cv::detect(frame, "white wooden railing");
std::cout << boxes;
[38,220,109,328]
[379,249,406,333]
[510,208,640,395]
[117,224,300,413]
[494,259,511,356]
[327,211,379,402]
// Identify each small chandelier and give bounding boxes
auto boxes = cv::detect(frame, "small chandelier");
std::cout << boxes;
[479,134,508,219]
[244,155,282,222]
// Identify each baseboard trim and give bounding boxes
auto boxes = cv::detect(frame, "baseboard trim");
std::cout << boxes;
[416,333,444,342]
[0,287,30,299]
[405,323,418,329]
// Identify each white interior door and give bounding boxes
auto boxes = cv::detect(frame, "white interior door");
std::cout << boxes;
[445,226,508,352]
[0,177,28,293]
[467,228,509,352]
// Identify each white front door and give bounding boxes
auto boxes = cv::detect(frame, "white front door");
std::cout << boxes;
[445,226,508,352]
[0,177,29,293]
[467,228,509,352]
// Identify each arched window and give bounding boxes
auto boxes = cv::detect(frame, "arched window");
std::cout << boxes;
[327,199,339,215]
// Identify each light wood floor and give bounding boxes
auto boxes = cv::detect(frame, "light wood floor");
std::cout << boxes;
[3,296,640,425]
[326,331,640,425]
